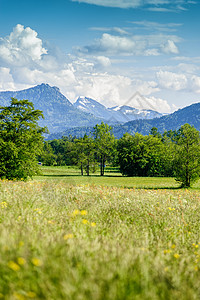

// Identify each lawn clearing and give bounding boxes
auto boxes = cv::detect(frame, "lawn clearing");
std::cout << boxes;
[0,178,200,299]
[36,166,180,189]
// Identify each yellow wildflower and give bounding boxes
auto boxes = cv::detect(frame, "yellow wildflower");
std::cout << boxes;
[17,257,26,265]
[171,244,176,249]
[63,233,74,240]
[0,201,7,208]
[174,253,180,259]
[18,241,24,248]
[8,261,20,271]
[48,220,55,224]
[72,209,80,216]
[91,222,96,227]
[31,258,42,267]
[80,210,87,215]
[82,219,89,225]
[13,293,25,300]
[27,291,36,298]
[164,249,172,254]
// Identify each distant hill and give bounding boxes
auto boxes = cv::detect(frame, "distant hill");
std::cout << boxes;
[47,101,200,139]
[0,84,103,133]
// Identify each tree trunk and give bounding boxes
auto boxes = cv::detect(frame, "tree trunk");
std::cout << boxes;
[100,156,103,176]
[86,159,90,176]
[102,156,106,176]
[185,142,190,187]
[81,162,83,176]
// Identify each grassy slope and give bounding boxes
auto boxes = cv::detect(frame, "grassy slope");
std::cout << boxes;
[0,167,200,299]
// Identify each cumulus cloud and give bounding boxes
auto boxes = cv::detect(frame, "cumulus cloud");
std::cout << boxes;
[78,33,180,56]
[0,24,189,114]
[81,33,143,55]
[156,70,188,90]
[69,72,171,112]
[0,24,47,66]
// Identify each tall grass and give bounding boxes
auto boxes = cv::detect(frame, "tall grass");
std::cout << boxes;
[0,178,200,299]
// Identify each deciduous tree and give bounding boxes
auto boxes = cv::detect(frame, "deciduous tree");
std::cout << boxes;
[174,124,200,187]
[0,98,47,180]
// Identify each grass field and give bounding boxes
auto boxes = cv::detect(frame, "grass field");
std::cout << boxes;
[0,166,200,299]
[36,166,181,189]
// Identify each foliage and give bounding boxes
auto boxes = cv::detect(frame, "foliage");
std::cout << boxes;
[0,179,200,299]
[72,135,97,176]
[117,133,172,177]
[173,124,200,187]
[93,122,116,176]
[42,123,200,186]
[38,141,56,166]
[0,98,46,180]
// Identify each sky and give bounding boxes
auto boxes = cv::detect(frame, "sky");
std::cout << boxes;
[0,0,200,113]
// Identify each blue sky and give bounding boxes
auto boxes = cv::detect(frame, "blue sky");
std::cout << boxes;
[0,0,199,112]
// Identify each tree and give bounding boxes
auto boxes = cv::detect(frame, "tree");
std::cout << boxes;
[93,122,115,176]
[117,133,149,176]
[39,141,56,166]
[174,124,200,187]
[72,135,96,176]
[117,131,173,177]
[0,98,47,180]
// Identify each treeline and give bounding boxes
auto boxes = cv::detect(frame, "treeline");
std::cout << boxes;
[40,122,200,187]
[40,123,116,176]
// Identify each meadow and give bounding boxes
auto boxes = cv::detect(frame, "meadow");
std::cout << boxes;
[0,166,200,299]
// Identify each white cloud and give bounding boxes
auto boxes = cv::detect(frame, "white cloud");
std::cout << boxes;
[0,67,16,90]
[191,75,200,93]
[160,40,179,54]
[71,0,196,10]
[71,0,142,8]
[145,96,172,113]
[156,70,188,90]
[82,33,144,55]
[0,24,47,66]
[0,24,188,114]
[79,33,180,56]
[90,27,129,35]
[95,56,111,68]
[130,21,182,32]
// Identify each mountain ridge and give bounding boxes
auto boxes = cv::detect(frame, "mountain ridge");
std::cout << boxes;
[0,84,104,133]
[47,101,200,140]
[0,83,164,134]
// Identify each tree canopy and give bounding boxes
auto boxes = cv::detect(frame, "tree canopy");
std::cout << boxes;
[0,98,47,180]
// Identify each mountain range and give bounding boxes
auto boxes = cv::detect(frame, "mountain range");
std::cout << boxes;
[50,101,200,139]
[0,83,199,139]
[74,96,163,123]
[0,83,163,133]
[0,84,103,133]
